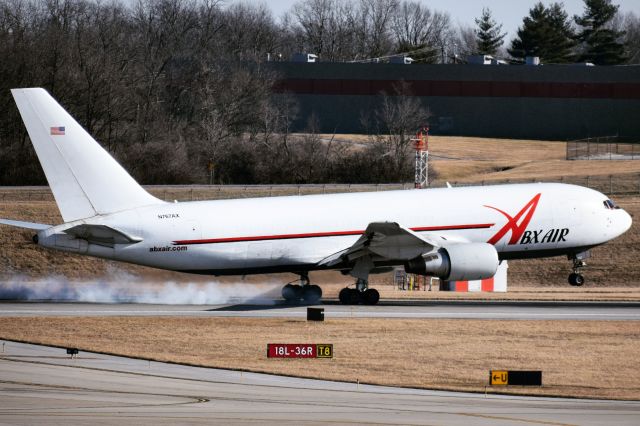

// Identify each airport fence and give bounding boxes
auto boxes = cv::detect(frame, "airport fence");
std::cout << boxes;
[4,175,640,202]
[566,136,640,160]
[443,174,640,197]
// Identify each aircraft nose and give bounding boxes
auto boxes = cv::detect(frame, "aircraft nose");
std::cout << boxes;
[619,209,633,235]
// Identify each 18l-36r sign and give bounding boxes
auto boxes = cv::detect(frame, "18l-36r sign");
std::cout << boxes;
[267,344,333,358]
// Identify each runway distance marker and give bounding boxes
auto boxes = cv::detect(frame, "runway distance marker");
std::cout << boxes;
[267,344,333,359]
[316,344,333,358]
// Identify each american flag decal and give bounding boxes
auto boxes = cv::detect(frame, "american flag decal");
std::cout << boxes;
[50,126,65,135]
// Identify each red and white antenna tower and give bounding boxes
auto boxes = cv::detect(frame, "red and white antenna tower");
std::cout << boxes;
[412,127,429,188]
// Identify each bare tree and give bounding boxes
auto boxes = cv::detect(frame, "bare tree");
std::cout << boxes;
[0,0,452,185]
[131,0,199,144]
[622,11,640,63]
[454,24,478,59]
[194,0,224,61]
[223,2,279,61]
[367,81,431,181]
[196,63,276,183]
[70,1,137,147]
[290,0,358,61]
[390,1,451,63]
[356,0,398,59]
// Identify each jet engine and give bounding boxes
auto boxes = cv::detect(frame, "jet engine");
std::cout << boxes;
[404,243,499,281]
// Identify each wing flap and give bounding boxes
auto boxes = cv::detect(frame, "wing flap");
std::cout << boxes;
[318,222,439,267]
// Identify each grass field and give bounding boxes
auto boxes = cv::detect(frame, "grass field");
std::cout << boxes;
[1,316,638,400]
[324,134,640,184]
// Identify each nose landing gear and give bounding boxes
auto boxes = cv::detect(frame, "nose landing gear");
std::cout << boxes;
[568,252,589,286]
[568,272,585,286]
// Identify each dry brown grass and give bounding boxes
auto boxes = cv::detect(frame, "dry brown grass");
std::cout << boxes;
[430,136,567,161]
[429,138,640,183]
[1,316,638,400]
[317,135,640,183]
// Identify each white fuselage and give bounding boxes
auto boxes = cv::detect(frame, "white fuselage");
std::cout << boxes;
[36,183,632,276]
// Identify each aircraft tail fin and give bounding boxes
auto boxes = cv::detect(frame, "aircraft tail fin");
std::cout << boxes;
[11,88,164,222]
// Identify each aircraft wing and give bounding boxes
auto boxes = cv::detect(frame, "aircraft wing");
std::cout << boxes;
[318,222,441,267]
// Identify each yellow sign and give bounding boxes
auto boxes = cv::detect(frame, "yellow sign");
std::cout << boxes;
[316,344,333,358]
[490,370,508,385]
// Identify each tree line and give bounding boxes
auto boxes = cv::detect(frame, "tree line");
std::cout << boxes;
[0,0,637,186]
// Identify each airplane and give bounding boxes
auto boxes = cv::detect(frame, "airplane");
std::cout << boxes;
[0,88,632,305]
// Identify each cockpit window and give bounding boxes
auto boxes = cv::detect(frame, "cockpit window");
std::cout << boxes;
[603,199,620,210]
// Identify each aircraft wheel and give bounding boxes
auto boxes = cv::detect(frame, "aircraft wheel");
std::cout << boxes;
[347,288,361,305]
[339,288,361,305]
[339,288,350,304]
[362,288,380,305]
[568,273,585,286]
[282,284,302,301]
[302,285,322,303]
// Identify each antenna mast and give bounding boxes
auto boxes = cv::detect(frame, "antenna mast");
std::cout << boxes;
[412,127,429,188]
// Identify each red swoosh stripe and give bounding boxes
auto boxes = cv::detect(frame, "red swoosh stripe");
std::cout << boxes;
[172,223,494,245]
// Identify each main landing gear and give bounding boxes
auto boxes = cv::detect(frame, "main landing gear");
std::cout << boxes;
[568,252,589,286]
[338,255,381,305]
[338,278,380,305]
[281,273,322,303]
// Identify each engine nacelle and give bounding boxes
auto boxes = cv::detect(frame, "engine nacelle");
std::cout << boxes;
[404,243,499,281]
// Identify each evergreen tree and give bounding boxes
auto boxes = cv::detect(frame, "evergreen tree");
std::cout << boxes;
[474,7,506,55]
[574,0,627,64]
[509,2,576,63]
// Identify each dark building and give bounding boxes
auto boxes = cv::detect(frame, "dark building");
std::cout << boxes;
[270,62,640,140]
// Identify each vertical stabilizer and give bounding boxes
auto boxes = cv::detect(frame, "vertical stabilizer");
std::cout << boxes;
[11,88,164,222]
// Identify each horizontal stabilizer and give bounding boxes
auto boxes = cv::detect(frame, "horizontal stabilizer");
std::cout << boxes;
[0,219,51,230]
[64,224,142,247]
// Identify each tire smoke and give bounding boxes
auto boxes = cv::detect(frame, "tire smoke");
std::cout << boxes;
[0,269,280,304]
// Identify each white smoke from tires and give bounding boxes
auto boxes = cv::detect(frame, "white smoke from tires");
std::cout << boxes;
[0,269,280,305]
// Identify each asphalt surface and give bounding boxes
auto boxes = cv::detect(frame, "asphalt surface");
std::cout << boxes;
[1,341,639,425]
[1,300,639,320]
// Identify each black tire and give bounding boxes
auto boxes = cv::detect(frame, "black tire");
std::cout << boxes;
[339,288,351,304]
[347,288,361,305]
[339,288,361,305]
[362,288,380,305]
[282,284,302,301]
[568,273,585,286]
[302,285,322,303]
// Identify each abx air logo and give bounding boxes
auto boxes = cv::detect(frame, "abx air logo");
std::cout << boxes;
[484,193,569,246]
[485,193,540,245]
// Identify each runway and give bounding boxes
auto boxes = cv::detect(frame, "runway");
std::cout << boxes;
[1,341,639,425]
[1,300,640,320]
